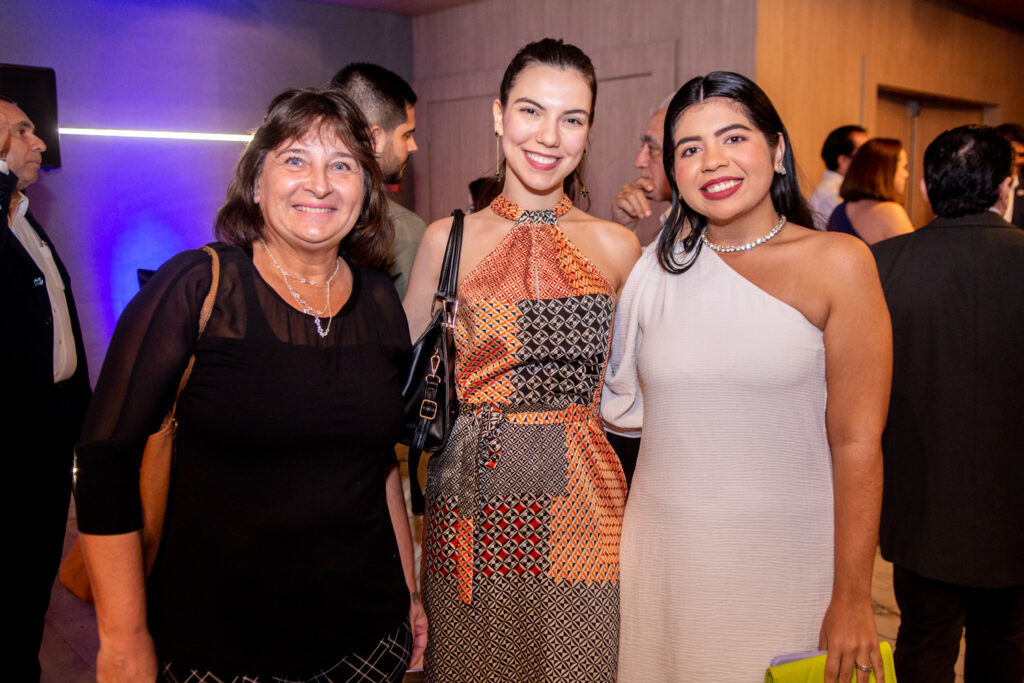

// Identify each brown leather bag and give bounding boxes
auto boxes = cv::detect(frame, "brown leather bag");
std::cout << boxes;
[58,245,220,603]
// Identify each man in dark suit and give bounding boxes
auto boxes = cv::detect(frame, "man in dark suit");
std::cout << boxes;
[871,125,1024,683]
[1,98,92,680]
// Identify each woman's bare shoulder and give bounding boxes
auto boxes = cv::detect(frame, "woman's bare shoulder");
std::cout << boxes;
[422,214,456,250]
[864,200,908,218]
[569,212,641,254]
[799,225,879,285]
[562,211,641,291]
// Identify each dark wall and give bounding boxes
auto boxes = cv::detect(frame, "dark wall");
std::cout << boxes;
[3,0,413,381]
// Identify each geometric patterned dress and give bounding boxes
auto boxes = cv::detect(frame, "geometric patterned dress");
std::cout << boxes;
[422,195,626,682]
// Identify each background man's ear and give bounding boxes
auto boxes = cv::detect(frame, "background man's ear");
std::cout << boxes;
[369,125,386,156]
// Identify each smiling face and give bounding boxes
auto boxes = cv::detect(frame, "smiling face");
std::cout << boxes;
[493,64,592,205]
[0,100,47,190]
[254,126,366,254]
[670,97,783,227]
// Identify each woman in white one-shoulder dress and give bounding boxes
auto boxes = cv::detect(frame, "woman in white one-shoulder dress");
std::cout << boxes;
[602,72,891,683]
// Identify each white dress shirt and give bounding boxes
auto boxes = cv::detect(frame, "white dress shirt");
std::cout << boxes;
[808,170,843,230]
[3,161,77,382]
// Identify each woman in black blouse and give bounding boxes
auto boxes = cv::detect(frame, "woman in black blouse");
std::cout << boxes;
[74,88,427,682]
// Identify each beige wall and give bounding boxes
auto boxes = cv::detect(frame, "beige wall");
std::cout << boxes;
[411,0,758,223]
[413,0,758,81]
[757,0,1024,204]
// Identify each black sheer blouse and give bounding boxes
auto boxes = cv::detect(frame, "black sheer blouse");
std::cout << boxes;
[75,243,410,676]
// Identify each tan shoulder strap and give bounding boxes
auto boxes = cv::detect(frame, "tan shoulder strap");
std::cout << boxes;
[169,245,221,411]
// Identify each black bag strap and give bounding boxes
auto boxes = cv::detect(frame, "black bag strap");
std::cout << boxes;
[436,209,464,303]
[408,210,464,515]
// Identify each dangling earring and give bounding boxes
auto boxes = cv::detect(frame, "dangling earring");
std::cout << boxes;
[775,163,787,176]
[580,147,589,198]
[494,132,502,181]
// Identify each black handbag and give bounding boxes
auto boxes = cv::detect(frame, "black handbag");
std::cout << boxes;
[400,209,464,514]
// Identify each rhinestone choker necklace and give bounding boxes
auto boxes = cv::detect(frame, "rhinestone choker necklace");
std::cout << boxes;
[701,215,787,253]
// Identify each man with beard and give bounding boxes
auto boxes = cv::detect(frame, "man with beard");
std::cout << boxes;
[332,63,423,297]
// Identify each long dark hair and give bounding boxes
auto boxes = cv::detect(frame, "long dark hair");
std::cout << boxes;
[215,87,392,269]
[657,71,815,273]
[497,38,596,210]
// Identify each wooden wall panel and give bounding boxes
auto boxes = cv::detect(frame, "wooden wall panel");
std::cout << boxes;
[757,0,1024,206]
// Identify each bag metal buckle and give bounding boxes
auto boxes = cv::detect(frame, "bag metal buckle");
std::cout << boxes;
[441,299,459,330]
[419,399,438,420]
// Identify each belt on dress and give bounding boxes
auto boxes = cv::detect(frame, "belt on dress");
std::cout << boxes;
[451,401,599,604]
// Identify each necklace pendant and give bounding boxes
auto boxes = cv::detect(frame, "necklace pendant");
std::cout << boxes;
[260,240,335,338]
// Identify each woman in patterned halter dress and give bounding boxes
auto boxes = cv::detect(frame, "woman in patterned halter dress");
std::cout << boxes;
[403,39,641,682]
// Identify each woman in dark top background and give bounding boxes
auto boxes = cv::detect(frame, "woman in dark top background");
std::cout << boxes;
[828,137,914,244]
[74,88,426,682]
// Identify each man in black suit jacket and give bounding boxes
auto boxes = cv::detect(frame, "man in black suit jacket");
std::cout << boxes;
[1,99,91,680]
[871,125,1024,683]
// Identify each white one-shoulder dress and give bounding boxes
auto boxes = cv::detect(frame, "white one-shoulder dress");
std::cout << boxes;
[601,244,835,682]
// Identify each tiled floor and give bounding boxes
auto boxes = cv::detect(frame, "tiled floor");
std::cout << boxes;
[42,512,963,682]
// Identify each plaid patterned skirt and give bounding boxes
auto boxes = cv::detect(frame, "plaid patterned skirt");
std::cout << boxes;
[159,619,411,683]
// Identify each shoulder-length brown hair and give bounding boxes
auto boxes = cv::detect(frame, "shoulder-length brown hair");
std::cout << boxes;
[215,87,392,269]
[839,137,904,203]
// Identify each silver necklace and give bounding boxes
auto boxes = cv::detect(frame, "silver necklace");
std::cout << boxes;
[259,241,339,338]
[701,214,787,253]
[266,253,340,286]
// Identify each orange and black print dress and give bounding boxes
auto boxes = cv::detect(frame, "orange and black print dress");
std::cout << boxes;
[422,195,626,682]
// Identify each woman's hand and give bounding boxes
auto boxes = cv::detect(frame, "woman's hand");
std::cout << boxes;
[96,631,158,683]
[819,597,885,683]
[384,466,429,668]
[408,591,428,668]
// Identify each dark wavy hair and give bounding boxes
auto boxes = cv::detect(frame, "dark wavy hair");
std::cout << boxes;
[215,87,392,268]
[924,125,1013,218]
[657,71,815,273]
[839,138,904,203]
[497,38,596,210]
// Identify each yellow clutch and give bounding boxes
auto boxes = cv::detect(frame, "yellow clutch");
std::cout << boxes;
[765,641,896,683]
